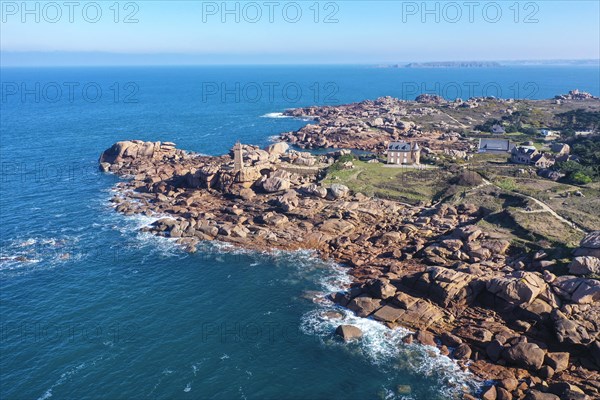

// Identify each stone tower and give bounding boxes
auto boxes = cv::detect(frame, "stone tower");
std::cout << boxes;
[411,142,421,165]
[233,141,244,172]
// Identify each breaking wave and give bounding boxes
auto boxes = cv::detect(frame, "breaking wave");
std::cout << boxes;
[260,112,292,119]
[298,254,479,399]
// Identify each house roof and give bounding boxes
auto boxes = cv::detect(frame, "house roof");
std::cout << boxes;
[388,142,413,152]
[479,138,511,151]
[532,153,554,163]
[512,146,538,155]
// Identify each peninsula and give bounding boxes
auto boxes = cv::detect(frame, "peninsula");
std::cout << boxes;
[100,91,600,400]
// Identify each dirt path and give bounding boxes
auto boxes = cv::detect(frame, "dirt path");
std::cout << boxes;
[516,192,586,233]
[441,112,468,129]
[475,178,587,233]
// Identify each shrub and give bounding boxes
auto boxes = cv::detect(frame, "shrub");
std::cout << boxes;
[570,172,592,185]
[328,154,356,172]
[451,171,484,187]
[337,154,356,164]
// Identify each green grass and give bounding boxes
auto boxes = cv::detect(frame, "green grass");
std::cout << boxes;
[496,178,518,191]
[322,160,452,205]
[470,153,509,163]
[509,209,585,247]
[485,177,600,231]
[456,185,584,249]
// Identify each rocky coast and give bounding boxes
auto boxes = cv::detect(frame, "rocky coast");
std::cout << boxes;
[99,135,600,400]
[278,93,599,156]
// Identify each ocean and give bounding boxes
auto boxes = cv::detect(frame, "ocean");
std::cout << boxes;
[1,65,598,400]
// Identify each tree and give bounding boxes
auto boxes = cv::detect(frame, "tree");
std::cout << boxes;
[561,129,576,139]
[570,171,592,185]
[556,109,600,131]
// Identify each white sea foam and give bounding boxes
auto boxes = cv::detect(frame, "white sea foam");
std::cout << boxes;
[260,112,291,119]
[102,199,188,260]
[297,253,480,399]
[0,234,82,276]
[301,303,478,398]
[98,193,478,397]
[38,389,53,400]
[262,112,315,122]
[183,383,191,392]
[37,355,106,400]
[17,238,37,247]
[238,386,248,400]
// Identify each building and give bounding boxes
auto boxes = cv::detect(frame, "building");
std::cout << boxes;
[491,124,506,134]
[478,138,514,153]
[511,145,539,164]
[551,142,570,155]
[233,141,244,172]
[387,141,420,165]
[511,145,556,168]
[531,153,555,169]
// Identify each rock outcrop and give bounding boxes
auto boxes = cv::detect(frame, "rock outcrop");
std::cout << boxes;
[335,325,363,341]
[570,232,600,274]
[100,140,600,399]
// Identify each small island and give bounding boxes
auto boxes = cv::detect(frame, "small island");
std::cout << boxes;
[100,91,600,399]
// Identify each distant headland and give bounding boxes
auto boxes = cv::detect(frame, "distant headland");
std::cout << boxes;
[376,59,599,68]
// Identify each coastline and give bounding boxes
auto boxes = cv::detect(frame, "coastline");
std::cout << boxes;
[98,94,600,400]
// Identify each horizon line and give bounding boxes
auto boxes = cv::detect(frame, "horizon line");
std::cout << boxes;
[1,51,599,68]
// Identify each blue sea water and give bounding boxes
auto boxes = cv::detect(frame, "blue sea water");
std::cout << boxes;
[1,65,599,400]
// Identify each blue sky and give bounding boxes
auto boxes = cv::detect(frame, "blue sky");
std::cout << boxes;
[1,1,599,65]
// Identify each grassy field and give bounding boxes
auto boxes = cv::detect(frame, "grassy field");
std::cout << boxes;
[463,153,600,231]
[485,177,599,231]
[508,209,585,247]
[540,183,600,231]
[451,185,585,251]
[322,152,597,250]
[322,160,454,205]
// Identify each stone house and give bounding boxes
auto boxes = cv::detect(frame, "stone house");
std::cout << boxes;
[511,145,555,168]
[531,153,555,168]
[511,146,539,164]
[387,141,420,165]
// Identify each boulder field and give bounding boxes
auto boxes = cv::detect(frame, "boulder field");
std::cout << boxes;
[279,96,470,153]
[100,140,600,399]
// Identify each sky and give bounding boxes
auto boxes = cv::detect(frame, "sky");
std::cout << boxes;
[1,0,599,65]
